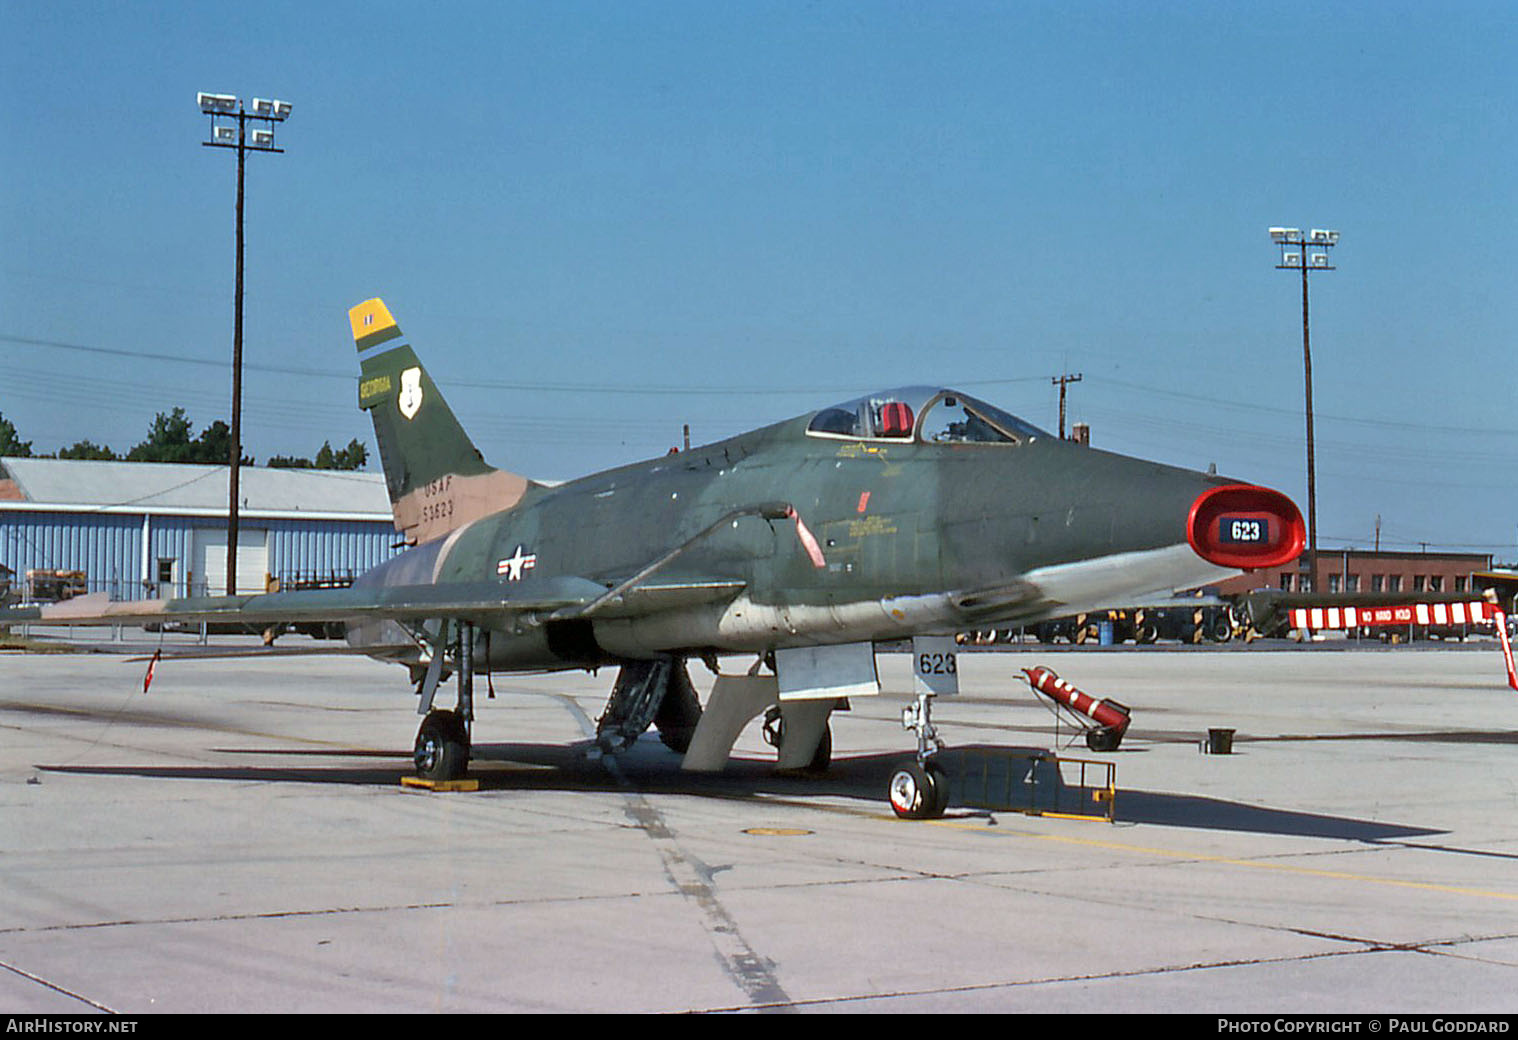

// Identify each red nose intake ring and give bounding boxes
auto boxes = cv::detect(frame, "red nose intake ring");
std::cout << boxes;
[1187,484,1305,570]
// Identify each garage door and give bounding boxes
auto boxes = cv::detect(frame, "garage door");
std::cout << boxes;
[192,528,269,596]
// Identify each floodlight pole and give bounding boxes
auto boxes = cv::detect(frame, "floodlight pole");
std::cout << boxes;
[229,113,246,599]
[1298,255,1316,595]
[1270,228,1338,595]
[200,94,289,595]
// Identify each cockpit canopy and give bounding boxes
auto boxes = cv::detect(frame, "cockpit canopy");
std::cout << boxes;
[806,387,1047,445]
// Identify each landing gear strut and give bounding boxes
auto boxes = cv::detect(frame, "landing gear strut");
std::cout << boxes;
[595,658,705,754]
[890,692,949,819]
[411,621,478,781]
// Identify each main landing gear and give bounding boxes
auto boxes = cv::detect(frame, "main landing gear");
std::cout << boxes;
[762,705,834,775]
[410,621,479,783]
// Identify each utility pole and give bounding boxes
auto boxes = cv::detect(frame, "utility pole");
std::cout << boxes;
[198,93,291,595]
[1269,226,1339,594]
[1051,372,1082,440]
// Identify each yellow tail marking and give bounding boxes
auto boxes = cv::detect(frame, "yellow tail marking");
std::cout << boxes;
[349,298,398,343]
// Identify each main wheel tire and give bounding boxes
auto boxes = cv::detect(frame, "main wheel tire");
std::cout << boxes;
[806,723,832,774]
[654,659,703,753]
[415,710,470,782]
[769,715,834,775]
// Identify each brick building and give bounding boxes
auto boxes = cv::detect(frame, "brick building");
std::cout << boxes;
[1214,549,1494,598]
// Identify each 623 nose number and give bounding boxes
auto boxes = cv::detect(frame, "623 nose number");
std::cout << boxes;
[917,652,957,676]
[1219,517,1268,544]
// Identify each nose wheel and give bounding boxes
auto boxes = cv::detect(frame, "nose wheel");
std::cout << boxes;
[888,759,949,820]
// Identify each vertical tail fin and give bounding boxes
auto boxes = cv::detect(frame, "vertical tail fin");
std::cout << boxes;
[350,298,531,544]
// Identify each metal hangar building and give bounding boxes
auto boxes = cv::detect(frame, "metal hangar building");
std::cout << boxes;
[0,458,399,602]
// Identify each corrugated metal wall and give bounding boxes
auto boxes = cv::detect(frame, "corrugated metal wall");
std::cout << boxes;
[0,510,400,601]
[270,521,401,583]
[1,511,142,598]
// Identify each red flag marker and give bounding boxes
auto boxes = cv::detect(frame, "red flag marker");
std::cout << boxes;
[143,649,161,693]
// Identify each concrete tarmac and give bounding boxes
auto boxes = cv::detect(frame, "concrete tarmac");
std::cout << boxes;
[2,638,1516,1013]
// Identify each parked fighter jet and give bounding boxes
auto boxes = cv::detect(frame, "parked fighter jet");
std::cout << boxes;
[2,299,1304,817]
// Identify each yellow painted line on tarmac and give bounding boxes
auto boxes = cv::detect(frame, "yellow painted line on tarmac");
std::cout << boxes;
[921,816,1518,904]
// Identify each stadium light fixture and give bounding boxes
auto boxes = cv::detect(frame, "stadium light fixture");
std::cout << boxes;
[197,90,293,595]
[1269,224,1341,597]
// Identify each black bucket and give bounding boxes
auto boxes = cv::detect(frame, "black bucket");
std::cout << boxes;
[1205,728,1236,754]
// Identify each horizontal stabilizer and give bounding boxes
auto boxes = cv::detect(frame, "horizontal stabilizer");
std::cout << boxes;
[1,576,611,630]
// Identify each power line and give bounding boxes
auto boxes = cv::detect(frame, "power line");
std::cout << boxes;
[0,331,1046,398]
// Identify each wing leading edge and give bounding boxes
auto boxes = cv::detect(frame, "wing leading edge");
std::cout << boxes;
[0,576,749,631]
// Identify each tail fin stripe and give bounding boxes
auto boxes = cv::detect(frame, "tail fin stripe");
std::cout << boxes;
[357,328,403,352]
[349,298,403,353]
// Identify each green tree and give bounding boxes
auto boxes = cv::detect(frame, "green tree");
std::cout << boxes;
[127,409,251,465]
[126,408,196,463]
[315,438,368,471]
[57,440,118,460]
[268,439,368,471]
[0,413,33,457]
[194,420,242,465]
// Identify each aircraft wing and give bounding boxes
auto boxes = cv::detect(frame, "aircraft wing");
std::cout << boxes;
[0,577,610,629]
[0,575,750,630]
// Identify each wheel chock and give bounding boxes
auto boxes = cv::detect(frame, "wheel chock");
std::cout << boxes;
[401,776,480,793]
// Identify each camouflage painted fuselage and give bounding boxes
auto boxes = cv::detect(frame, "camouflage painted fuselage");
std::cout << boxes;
[348,409,1239,670]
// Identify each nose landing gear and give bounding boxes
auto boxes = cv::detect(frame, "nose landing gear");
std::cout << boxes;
[890,690,949,819]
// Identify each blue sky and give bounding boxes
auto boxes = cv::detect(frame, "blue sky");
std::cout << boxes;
[2,1,1515,558]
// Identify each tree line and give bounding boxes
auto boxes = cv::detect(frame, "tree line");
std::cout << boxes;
[0,408,367,471]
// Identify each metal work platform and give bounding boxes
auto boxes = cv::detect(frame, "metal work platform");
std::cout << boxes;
[953,750,1117,823]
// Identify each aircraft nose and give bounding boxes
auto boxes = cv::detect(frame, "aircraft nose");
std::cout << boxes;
[1187,484,1305,569]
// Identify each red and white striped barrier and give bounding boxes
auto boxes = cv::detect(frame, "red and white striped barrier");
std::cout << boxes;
[1287,599,1516,692]
[1289,600,1497,631]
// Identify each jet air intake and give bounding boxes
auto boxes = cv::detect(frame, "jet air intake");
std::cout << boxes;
[1187,484,1305,570]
